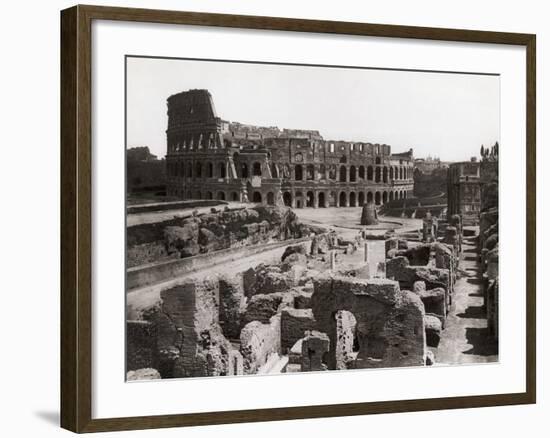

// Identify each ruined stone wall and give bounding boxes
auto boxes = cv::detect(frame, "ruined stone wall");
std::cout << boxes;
[127,205,305,267]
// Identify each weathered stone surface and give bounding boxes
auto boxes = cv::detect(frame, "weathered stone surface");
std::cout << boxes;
[311,276,426,369]
[360,202,378,225]
[241,293,290,325]
[310,234,330,255]
[484,233,499,251]
[281,308,316,352]
[402,244,432,266]
[433,243,454,270]
[126,320,157,372]
[280,252,307,272]
[288,339,303,365]
[425,350,435,366]
[487,279,499,340]
[164,224,200,257]
[415,287,446,320]
[240,314,281,374]
[218,275,245,339]
[424,314,442,348]
[294,290,313,309]
[301,330,330,372]
[126,368,161,381]
[160,278,235,378]
[385,238,399,256]
[334,310,357,370]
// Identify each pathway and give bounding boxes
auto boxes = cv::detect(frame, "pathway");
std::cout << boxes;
[435,233,498,365]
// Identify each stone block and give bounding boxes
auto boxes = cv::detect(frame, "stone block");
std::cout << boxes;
[301,330,330,372]
[424,314,442,348]
[126,368,161,381]
[281,308,316,352]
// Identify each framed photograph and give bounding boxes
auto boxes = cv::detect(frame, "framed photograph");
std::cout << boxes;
[60,4,536,433]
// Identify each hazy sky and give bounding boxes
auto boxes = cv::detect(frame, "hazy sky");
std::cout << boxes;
[126,56,499,162]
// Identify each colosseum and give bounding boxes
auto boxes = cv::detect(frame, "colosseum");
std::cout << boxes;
[165,89,415,208]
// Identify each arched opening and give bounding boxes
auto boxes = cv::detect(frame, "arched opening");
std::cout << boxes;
[339,192,347,207]
[217,191,225,200]
[339,166,347,182]
[329,165,337,180]
[320,164,326,180]
[207,162,214,178]
[252,191,262,203]
[318,192,326,208]
[306,191,315,207]
[359,166,365,180]
[195,190,201,199]
[270,163,279,178]
[383,166,388,183]
[195,162,202,179]
[375,157,381,165]
[367,166,373,181]
[330,191,337,207]
[267,192,275,205]
[241,163,249,178]
[404,191,408,199]
[389,167,394,180]
[295,192,303,208]
[389,191,394,202]
[231,192,239,202]
[180,162,185,177]
[358,192,365,206]
[295,164,303,181]
[206,191,213,200]
[375,191,381,205]
[367,192,373,203]
[186,162,192,179]
[283,191,292,207]
[349,192,357,207]
[400,167,404,179]
[350,166,357,182]
[382,191,388,204]
[253,162,262,176]
[219,162,226,178]
[375,167,381,183]
[306,164,315,181]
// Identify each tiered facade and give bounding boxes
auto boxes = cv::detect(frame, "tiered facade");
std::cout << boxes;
[165,89,414,207]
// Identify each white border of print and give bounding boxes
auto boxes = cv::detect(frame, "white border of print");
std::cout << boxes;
[92,20,526,419]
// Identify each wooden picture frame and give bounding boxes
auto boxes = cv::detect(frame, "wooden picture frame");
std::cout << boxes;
[61,4,536,433]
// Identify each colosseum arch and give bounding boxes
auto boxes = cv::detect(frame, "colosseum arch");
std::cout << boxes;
[283,191,292,207]
[206,162,214,178]
[219,162,226,178]
[318,192,326,207]
[306,191,315,207]
[253,162,262,177]
[349,192,357,207]
[295,164,303,181]
[339,166,347,182]
[319,164,326,180]
[367,191,373,203]
[389,191,394,202]
[186,162,192,178]
[358,192,365,206]
[295,192,304,208]
[270,163,279,178]
[306,164,315,181]
[389,167,394,180]
[339,191,347,207]
[195,190,201,199]
[267,192,275,205]
[217,191,225,200]
[328,165,337,180]
[359,165,365,180]
[382,191,388,204]
[241,163,249,178]
[375,191,381,205]
[399,167,404,180]
[383,166,388,183]
[252,191,262,203]
[230,192,239,202]
[349,166,357,182]
[206,191,213,200]
[375,167,381,183]
[195,162,202,178]
[367,166,373,181]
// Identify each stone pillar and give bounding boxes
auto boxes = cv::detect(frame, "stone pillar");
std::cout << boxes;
[330,250,336,270]
[314,191,319,208]
[291,190,296,208]
[345,192,350,207]
[301,331,330,372]
[364,242,369,262]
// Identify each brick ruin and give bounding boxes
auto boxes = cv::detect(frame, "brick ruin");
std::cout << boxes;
[126,218,472,378]
[164,89,414,207]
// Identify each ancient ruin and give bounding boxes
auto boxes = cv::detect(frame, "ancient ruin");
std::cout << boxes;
[126,88,499,380]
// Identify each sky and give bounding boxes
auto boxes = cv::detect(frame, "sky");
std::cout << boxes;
[126,56,500,162]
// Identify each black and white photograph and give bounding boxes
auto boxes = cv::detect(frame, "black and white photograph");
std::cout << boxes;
[125,56,500,380]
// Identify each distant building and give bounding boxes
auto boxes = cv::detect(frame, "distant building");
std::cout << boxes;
[414,156,448,174]
[447,158,481,225]
[165,89,414,207]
